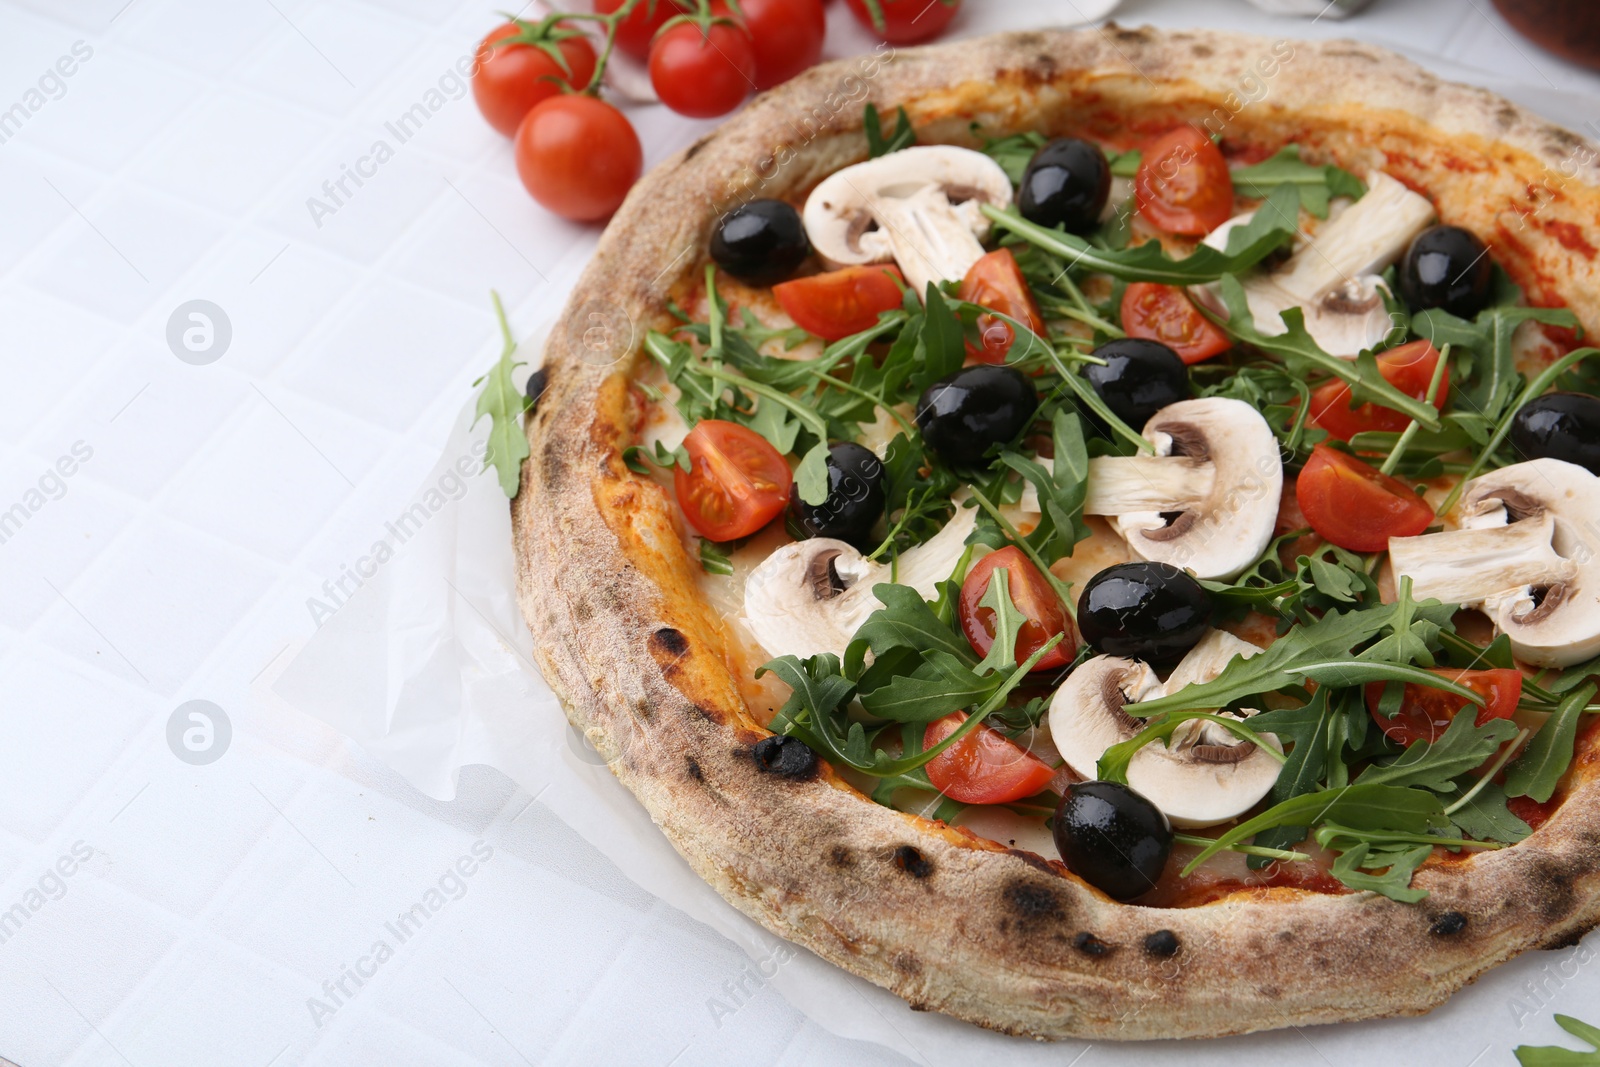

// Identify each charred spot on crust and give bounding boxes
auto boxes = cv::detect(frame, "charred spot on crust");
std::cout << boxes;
[1191,43,1213,57]
[1073,932,1113,957]
[1430,911,1468,937]
[1004,880,1066,923]
[891,952,923,975]
[751,735,819,779]
[1541,917,1600,951]
[689,703,724,726]
[685,756,704,782]
[683,133,715,161]
[892,845,933,879]
[650,627,689,658]
[1143,930,1181,958]
[829,846,853,868]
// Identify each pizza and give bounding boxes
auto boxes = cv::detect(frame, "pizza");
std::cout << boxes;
[508,26,1600,1040]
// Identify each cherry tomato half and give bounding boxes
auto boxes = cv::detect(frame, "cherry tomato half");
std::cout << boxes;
[844,0,961,44]
[958,249,1047,365]
[1294,445,1434,553]
[514,95,642,222]
[473,24,597,138]
[594,0,692,60]
[959,547,1074,671]
[923,712,1057,805]
[1310,340,1449,442]
[1120,282,1232,364]
[773,265,905,341]
[1364,668,1523,747]
[674,420,792,541]
[649,19,756,119]
[738,0,826,90]
[1134,126,1234,236]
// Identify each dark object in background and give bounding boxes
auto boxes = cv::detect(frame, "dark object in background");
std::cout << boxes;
[1493,0,1600,71]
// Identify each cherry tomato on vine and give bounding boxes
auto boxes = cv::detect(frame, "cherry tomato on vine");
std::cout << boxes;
[959,249,1046,364]
[594,0,693,60]
[472,23,598,138]
[1309,340,1448,442]
[1120,282,1231,364]
[1134,126,1234,235]
[923,712,1057,805]
[958,547,1074,671]
[844,0,961,44]
[1294,445,1433,553]
[773,265,905,341]
[674,420,792,541]
[649,18,757,119]
[514,95,642,222]
[1364,668,1523,747]
[737,0,827,90]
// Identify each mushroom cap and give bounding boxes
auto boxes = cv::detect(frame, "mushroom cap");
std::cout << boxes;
[1109,397,1283,582]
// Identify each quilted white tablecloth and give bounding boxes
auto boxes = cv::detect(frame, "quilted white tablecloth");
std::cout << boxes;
[3,0,1600,1064]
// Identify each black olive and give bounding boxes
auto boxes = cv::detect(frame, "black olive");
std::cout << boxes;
[1077,561,1212,665]
[788,442,887,548]
[1019,138,1112,235]
[1398,224,1493,320]
[1084,339,1189,429]
[710,199,810,286]
[524,367,548,407]
[752,735,818,779]
[915,364,1039,469]
[1053,781,1172,902]
[1510,392,1600,475]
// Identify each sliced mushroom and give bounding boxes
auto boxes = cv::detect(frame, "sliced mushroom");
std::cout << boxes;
[1389,458,1600,667]
[1083,397,1282,582]
[1193,172,1434,358]
[802,146,1014,300]
[742,505,977,661]
[1048,630,1281,828]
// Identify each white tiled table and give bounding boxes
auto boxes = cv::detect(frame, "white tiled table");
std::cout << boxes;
[2,1,1599,1065]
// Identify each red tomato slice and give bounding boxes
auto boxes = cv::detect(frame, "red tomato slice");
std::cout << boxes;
[1364,668,1523,747]
[674,420,791,541]
[1310,341,1448,442]
[1294,445,1434,553]
[773,265,904,341]
[958,546,1074,671]
[923,712,1057,805]
[1120,282,1231,364]
[958,249,1046,364]
[1134,126,1234,235]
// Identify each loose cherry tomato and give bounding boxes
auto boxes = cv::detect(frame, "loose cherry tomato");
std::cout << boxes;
[674,420,792,541]
[514,95,642,222]
[844,0,961,43]
[1134,126,1234,236]
[773,265,904,341]
[1294,445,1434,553]
[1310,340,1448,442]
[1120,282,1231,364]
[473,24,598,138]
[1364,668,1523,747]
[923,712,1056,805]
[737,0,826,90]
[595,0,692,60]
[649,19,756,119]
[958,547,1074,671]
[958,249,1046,365]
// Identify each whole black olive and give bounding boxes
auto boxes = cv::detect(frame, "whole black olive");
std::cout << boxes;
[1084,338,1190,429]
[1077,561,1212,665]
[1398,224,1493,320]
[1019,138,1112,235]
[1510,392,1600,475]
[916,364,1039,469]
[1053,781,1172,901]
[710,199,810,286]
[788,442,887,548]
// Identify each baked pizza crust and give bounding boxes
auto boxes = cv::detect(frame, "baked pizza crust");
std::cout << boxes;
[512,26,1600,1040]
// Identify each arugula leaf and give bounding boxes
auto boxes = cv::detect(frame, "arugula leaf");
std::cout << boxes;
[982,202,1295,285]
[972,569,1027,675]
[1229,145,1365,218]
[1443,780,1531,844]
[979,129,1046,185]
[1547,652,1600,696]
[864,103,915,158]
[1506,682,1597,802]
[852,582,976,666]
[1327,841,1432,902]
[1108,148,1140,178]
[912,284,966,391]
[794,440,830,506]
[472,291,532,498]
[1243,692,1333,857]
[698,537,734,576]
[857,649,995,721]
[1096,711,1285,783]
[1000,409,1093,564]
[763,653,856,735]
[1516,1014,1600,1066]
[1354,709,1518,792]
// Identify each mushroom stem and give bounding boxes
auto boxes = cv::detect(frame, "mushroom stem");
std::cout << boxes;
[1388,511,1575,607]
[1083,455,1216,515]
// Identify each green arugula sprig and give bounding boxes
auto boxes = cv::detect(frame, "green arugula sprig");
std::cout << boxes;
[863,102,916,158]
[1229,145,1365,218]
[1516,1014,1600,1066]
[473,291,532,498]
